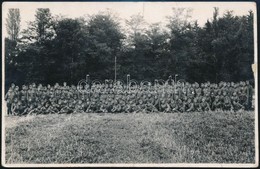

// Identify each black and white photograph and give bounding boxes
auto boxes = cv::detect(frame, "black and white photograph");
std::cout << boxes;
[1,1,258,167]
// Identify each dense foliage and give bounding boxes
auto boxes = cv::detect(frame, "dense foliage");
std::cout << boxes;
[5,8,254,88]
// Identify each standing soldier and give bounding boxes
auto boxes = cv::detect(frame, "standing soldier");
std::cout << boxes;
[246,80,253,110]
[5,85,16,115]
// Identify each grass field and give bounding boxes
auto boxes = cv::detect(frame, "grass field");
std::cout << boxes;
[5,111,255,164]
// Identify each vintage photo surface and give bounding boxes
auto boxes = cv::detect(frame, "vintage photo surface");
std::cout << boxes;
[1,1,258,167]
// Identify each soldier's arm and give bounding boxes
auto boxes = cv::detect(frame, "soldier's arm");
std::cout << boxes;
[4,91,9,100]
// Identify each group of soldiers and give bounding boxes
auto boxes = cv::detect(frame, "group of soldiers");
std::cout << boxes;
[5,80,254,116]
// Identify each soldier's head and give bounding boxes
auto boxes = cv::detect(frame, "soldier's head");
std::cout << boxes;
[15,86,19,91]
[227,82,231,87]
[202,97,206,102]
[11,83,15,89]
[14,97,18,103]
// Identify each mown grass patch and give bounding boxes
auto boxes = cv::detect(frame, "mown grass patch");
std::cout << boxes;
[5,111,255,163]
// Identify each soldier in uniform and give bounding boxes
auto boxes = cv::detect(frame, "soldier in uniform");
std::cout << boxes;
[231,92,244,111]
[24,104,36,115]
[111,100,118,113]
[46,101,59,114]
[186,98,195,112]
[211,95,222,111]
[39,101,50,114]
[5,85,16,115]
[136,99,146,113]
[74,100,85,114]
[11,100,24,116]
[180,96,189,112]
[222,91,233,111]
[170,98,179,112]
[200,97,211,112]
[193,97,202,112]
[245,80,253,110]
[146,93,158,113]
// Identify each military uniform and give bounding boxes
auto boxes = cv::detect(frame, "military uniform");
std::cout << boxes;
[200,97,211,111]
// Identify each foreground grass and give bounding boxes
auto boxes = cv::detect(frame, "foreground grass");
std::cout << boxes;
[5,111,255,163]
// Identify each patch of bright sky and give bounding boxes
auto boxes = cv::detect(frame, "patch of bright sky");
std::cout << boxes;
[2,1,256,36]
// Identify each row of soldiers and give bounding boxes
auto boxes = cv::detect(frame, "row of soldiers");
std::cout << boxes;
[5,80,254,115]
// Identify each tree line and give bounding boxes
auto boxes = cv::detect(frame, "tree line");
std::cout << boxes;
[5,7,254,88]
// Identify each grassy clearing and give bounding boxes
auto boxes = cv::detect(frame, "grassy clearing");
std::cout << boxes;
[5,111,255,164]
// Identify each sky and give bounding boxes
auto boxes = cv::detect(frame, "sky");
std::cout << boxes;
[2,1,256,36]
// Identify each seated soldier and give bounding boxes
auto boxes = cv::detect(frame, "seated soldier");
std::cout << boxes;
[175,95,183,112]
[111,100,118,113]
[40,101,50,114]
[28,101,43,115]
[125,101,132,113]
[59,102,70,114]
[170,99,179,113]
[200,97,211,112]
[146,96,158,113]
[164,101,171,113]
[211,96,222,111]
[99,101,108,113]
[193,97,202,112]
[238,92,247,110]
[136,99,146,113]
[119,99,125,112]
[179,96,188,112]
[231,92,244,112]
[73,100,84,114]
[46,101,59,114]
[25,104,36,115]
[131,101,138,113]
[11,100,25,116]
[88,100,97,113]
[116,101,122,113]
[186,98,195,112]
[159,99,168,113]
[222,93,233,111]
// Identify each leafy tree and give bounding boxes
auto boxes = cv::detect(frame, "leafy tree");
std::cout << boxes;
[51,18,89,84]
[5,9,21,88]
[17,8,56,84]
[6,8,21,41]
[86,12,125,80]
[22,8,55,44]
